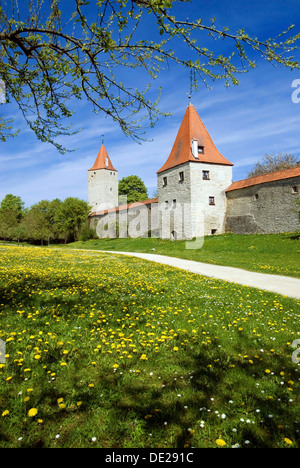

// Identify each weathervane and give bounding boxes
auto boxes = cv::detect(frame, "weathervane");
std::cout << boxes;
[101,134,104,145]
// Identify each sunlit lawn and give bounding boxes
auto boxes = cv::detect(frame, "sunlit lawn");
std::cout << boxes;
[62,233,300,278]
[0,245,299,448]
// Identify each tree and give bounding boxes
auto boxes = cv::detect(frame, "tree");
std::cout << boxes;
[119,175,148,203]
[248,153,299,178]
[54,197,90,243]
[1,0,300,152]
[0,194,25,240]
[20,205,52,245]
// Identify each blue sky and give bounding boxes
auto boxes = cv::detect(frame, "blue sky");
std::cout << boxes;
[0,0,300,207]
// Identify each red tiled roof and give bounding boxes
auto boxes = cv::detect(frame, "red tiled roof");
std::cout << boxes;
[157,103,233,173]
[89,144,118,172]
[226,166,300,192]
[90,198,158,217]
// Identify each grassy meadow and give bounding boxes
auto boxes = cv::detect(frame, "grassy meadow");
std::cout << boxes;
[0,245,299,448]
[62,233,300,278]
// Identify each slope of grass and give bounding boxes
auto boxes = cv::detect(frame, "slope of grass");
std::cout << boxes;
[0,245,299,448]
[61,233,300,278]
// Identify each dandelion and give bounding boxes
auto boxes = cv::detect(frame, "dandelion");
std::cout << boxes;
[284,438,293,445]
[2,410,9,417]
[28,408,38,418]
[216,439,226,447]
[140,354,147,360]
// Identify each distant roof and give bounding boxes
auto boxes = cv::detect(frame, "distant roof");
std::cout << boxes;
[157,103,233,174]
[88,144,118,172]
[90,198,158,217]
[226,166,300,192]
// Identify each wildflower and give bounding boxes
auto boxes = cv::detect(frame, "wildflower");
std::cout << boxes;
[112,363,119,369]
[28,408,38,418]
[265,369,271,374]
[284,438,293,445]
[140,354,147,360]
[2,410,9,417]
[216,439,226,447]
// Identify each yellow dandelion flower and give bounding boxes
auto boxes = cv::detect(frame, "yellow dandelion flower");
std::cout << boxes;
[284,438,293,445]
[28,408,38,418]
[216,439,226,447]
[140,354,147,360]
[265,369,271,374]
[2,410,9,417]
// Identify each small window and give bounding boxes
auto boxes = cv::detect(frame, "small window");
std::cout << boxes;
[255,193,259,200]
[105,157,108,167]
[292,186,299,193]
[179,171,184,182]
[202,170,210,180]
[173,199,177,208]
[211,229,217,235]
[198,146,204,154]
[110,187,112,192]
[209,196,215,206]
[165,200,169,209]
[163,177,167,186]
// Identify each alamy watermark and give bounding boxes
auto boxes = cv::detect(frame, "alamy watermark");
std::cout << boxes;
[0,79,6,104]
[0,339,6,364]
[291,79,300,104]
[292,339,300,364]
[95,199,205,249]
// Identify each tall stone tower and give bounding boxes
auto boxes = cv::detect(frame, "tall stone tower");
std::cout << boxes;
[88,144,118,212]
[157,103,233,239]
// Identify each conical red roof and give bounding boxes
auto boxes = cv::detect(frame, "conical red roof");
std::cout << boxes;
[157,104,233,173]
[88,144,118,172]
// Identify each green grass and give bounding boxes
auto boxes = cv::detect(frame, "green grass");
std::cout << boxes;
[0,245,299,448]
[60,233,300,278]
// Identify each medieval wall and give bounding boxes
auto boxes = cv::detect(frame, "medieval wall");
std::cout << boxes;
[225,176,300,234]
[91,202,159,239]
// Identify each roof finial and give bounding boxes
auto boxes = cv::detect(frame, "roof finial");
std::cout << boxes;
[101,134,104,145]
